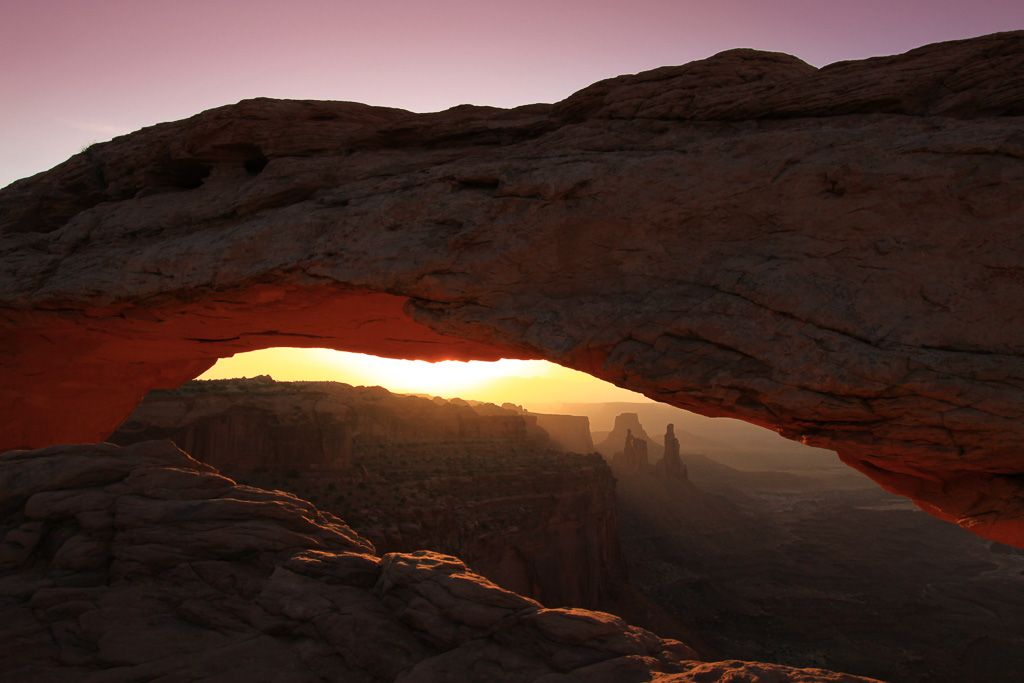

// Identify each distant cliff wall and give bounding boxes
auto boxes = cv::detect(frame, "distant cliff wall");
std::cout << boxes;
[109,377,544,475]
[529,412,596,454]
[109,378,627,612]
[358,456,627,610]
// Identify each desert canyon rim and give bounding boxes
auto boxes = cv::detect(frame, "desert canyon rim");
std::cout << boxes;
[2,31,1024,681]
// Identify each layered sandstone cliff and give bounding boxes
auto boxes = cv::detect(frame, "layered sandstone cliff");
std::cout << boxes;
[109,379,624,611]
[109,376,550,474]
[527,413,596,455]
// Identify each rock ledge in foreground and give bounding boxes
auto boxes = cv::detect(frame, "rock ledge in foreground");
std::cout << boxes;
[0,440,882,682]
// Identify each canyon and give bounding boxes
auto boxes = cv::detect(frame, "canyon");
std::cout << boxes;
[0,441,710,683]
[108,379,1024,682]
[2,430,892,682]
[614,438,1024,683]
[108,377,628,612]
[2,31,1024,682]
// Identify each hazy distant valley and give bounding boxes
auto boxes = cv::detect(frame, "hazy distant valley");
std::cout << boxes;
[109,377,1024,683]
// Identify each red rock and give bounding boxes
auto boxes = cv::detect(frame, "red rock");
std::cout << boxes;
[596,413,663,462]
[3,440,887,681]
[528,413,597,454]
[2,34,1024,545]
[108,377,547,473]
[108,379,626,611]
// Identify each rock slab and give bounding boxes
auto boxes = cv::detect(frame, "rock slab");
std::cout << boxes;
[0,440,883,682]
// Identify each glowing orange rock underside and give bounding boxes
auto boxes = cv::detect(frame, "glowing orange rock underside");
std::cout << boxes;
[6,283,1024,550]
[0,284,526,452]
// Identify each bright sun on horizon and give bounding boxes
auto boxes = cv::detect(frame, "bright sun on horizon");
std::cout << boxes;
[198,347,653,409]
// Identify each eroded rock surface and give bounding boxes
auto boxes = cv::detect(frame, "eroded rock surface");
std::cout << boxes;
[108,378,626,612]
[3,32,1024,545]
[108,376,552,473]
[0,440,885,682]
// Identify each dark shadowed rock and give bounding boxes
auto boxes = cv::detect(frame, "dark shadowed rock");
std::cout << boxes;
[1,440,887,682]
[108,377,546,473]
[108,378,627,613]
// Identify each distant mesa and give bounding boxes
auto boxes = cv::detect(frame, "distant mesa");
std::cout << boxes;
[595,413,663,462]
[598,413,689,481]
[527,412,595,454]
[489,401,597,454]
[109,377,558,476]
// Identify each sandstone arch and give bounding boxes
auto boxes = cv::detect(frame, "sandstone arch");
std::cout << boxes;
[3,32,1024,547]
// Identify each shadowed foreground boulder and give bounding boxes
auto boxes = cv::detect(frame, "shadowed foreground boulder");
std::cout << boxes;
[3,32,1024,546]
[0,441,883,682]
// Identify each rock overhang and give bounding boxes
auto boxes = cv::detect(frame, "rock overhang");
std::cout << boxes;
[2,31,1024,546]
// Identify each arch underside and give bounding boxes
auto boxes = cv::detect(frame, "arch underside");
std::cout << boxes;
[3,32,1024,547]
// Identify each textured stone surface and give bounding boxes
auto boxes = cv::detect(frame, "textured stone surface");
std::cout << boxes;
[0,440,885,682]
[108,378,626,612]
[3,32,1024,545]
[108,377,549,473]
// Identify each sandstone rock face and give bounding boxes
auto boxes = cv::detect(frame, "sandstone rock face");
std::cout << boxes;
[1,440,885,682]
[528,413,596,455]
[596,413,664,462]
[109,379,625,612]
[109,377,548,474]
[3,32,1024,545]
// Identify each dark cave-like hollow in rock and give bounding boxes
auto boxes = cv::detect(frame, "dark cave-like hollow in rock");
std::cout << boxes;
[3,31,1024,549]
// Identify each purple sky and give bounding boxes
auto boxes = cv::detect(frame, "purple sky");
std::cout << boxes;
[3,0,1023,188]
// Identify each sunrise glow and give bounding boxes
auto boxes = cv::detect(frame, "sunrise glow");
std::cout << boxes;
[198,348,652,408]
